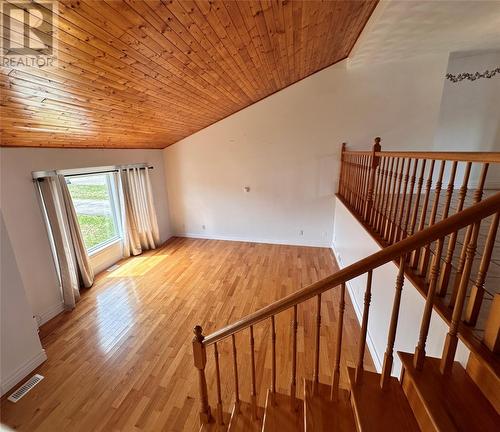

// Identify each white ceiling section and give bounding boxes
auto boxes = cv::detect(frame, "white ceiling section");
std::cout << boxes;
[349,0,500,67]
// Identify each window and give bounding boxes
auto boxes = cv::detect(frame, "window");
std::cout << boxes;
[66,173,120,253]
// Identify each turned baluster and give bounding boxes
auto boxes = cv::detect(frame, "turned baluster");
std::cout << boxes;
[384,157,401,241]
[290,305,298,410]
[406,159,427,245]
[354,155,362,212]
[270,315,276,403]
[371,157,386,228]
[362,155,370,214]
[381,255,406,390]
[400,158,419,241]
[192,326,212,424]
[449,163,489,308]
[364,138,382,222]
[437,162,472,296]
[374,157,388,232]
[231,334,241,413]
[213,342,224,425]
[313,293,322,394]
[464,212,499,325]
[339,143,347,197]
[331,282,346,401]
[355,270,373,383]
[393,158,411,244]
[411,159,435,268]
[418,160,445,276]
[441,221,481,374]
[249,326,258,419]
[414,236,446,370]
[378,157,395,234]
[370,159,383,227]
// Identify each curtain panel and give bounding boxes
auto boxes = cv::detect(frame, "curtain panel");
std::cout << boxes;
[38,176,94,309]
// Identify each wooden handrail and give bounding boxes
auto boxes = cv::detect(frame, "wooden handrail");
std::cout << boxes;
[202,192,500,346]
[343,150,500,163]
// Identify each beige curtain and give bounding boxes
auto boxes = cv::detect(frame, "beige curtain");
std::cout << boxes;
[38,175,94,309]
[120,168,160,257]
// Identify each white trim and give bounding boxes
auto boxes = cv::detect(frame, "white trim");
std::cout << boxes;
[88,236,122,257]
[331,242,383,372]
[0,350,47,397]
[176,232,332,248]
[37,301,65,326]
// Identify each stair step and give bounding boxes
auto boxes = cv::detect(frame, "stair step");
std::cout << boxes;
[303,379,356,431]
[199,411,231,432]
[466,352,500,413]
[399,351,499,431]
[347,366,419,432]
[227,401,264,432]
[262,390,304,432]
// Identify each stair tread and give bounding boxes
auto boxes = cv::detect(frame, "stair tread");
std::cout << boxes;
[347,366,420,432]
[228,401,264,432]
[199,411,231,432]
[304,379,356,431]
[399,351,500,431]
[262,390,304,432]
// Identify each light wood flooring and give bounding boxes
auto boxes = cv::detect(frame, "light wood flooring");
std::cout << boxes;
[0,237,373,431]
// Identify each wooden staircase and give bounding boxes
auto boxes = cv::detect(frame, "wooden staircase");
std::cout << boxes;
[193,152,500,431]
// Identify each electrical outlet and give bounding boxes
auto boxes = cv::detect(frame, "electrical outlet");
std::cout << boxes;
[202,224,206,230]
[299,230,304,236]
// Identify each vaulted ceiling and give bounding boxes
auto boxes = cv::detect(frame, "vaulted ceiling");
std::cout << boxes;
[0,0,377,149]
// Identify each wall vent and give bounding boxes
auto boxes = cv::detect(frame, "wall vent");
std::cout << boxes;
[7,374,44,402]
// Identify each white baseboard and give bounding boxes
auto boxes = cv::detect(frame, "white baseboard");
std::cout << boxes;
[0,349,47,396]
[37,302,65,326]
[330,243,383,372]
[176,232,332,248]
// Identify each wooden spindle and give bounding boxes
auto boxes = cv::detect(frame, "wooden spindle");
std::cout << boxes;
[232,333,240,413]
[407,159,427,240]
[371,157,386,228]
[437,162,472,296]
[374,157,387,231]
[380,255,406,390]
[290,305,298,411]
[418,160,445,276]
[339,143,347,196]
[270,315,276,403]
[393,158,411,244]
[388,158,405,244]
[364,138,381,222]
[464,212,499,325]
[370,159,383,227]
[313,293,322,394]
[449,163,489,308]
[441,221,481,374]
[377,158,396,237]
[413,236,446,370]
[362,155,370,214]
[384,157,401,241]
[411,159,435,268]
[331,282,345,401]
[192,326,212,424]
[213,342,224,425]
[249,326,258,419]
[354,155,361,212]
[400,158,419,241]
[355,270,373,383]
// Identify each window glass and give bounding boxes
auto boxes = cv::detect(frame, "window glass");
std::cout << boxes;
[66,173,120,252]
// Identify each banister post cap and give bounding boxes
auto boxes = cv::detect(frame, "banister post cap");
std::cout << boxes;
[374,137,381,144]
[193,325,204,342]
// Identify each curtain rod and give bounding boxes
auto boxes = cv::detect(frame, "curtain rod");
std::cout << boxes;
[32,164,153,180]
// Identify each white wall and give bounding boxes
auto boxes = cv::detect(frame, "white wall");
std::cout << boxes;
[332,196,469,376]
[163,54,449,246]
[434,50,500,188]
[1,211,46,396]
[0,148,172,324]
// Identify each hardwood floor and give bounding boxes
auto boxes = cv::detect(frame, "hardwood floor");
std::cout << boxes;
[0,237,373,431]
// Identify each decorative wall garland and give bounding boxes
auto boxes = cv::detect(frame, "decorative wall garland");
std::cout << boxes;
[445,67,500,83]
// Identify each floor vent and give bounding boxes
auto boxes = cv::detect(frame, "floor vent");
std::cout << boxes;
[7,374,44,403]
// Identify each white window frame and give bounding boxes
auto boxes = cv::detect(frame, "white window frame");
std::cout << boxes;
[66,172,122,256]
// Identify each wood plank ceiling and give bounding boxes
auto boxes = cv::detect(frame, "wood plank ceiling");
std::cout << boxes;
[0,0,378,149]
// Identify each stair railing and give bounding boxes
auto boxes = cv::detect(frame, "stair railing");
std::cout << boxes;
[192,192,500,426]
[339,141,500,347]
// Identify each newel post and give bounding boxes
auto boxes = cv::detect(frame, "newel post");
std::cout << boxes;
[193,325,212,424]
[338,142,347,196]
[364,137,382,221]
